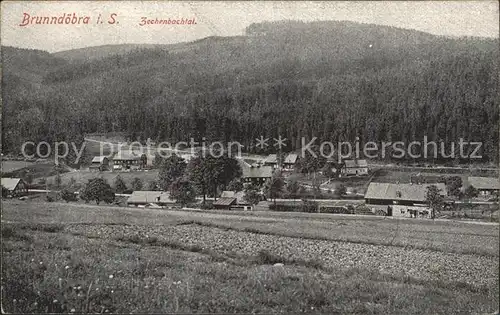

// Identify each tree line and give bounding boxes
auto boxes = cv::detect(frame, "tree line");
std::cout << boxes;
[2,21,498,165]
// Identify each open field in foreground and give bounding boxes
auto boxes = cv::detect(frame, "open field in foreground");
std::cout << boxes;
[2,200,499,313]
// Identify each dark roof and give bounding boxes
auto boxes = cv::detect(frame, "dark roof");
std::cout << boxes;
[344,159,368,168]
[221,191,247,204]
[213,197,237,206]
[468,177,500,190]
[365,183,446,202]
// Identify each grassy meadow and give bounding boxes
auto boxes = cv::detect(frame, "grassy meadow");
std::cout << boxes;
[2,200,499,314]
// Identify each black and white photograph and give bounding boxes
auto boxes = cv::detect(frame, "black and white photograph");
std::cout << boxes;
[1,1,499,313]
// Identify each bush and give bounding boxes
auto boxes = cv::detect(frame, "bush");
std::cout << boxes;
[256,250,283,265]
[268,200,319,213]
[80,178,115,204]
[199,201,214,210]
[61,189,78,202]
[301,200,319,213]
[269,204,300,212]
[1,185,10,198]
[320,206,351,214]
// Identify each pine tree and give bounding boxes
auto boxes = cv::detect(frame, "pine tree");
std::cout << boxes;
[158,154,187,191]
[113,175,128,193]
[131,177,143,191]
[170,178,196,205]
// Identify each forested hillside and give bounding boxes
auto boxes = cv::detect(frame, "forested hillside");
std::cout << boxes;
[2,20,498,163]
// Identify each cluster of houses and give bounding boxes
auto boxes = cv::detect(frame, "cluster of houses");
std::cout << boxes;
[3,149,499,219]
[261,153,369,177]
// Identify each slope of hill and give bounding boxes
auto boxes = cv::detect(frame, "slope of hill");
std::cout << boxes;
[2,20,498,163]
[52,44,169,62]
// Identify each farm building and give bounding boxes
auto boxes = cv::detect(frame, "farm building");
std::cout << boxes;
[468,177,500,195]
[364,182,446,218]
[112,151,146,171]
[341,159,368,176]
[213,191,252,210]
[89,156,110,171]
[212,196,236,210]
[1,178,28,197]
[241,163,273,186]
[283,154,298,170]
[263,154,278,168]
[126,191,176,207]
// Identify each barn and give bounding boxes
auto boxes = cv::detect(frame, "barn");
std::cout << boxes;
[364,182,446,218]
[1,178,28,197]
[467,177,499,196]
[126,191,176,207]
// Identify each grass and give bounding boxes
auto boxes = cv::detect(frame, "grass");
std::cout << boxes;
[2,200,499,313]
[1,160,37,173]
[2,162,68,181]
[3,200,499,257]
[3,223,498,314]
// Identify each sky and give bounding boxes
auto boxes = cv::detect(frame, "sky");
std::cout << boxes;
[1,1,498,53]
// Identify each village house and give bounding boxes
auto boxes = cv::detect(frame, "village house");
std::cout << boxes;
[112,151,146,171]
[341,159,369,176]
[126,191,176,207]
[143,150,157,169]
[1,178,28,197]
[89,156,110,171]
[364,182,446,218]
[263,154,278,169]
[239,160,273,186]
[467,177,500,196]
[283,154,298,170]
[213,191,252,210]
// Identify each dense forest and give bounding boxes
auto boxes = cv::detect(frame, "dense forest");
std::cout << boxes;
[2,20,499,163]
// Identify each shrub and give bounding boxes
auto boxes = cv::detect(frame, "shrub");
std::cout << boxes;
[302,200,319,213]
[199,201,214,210]
[320,206,351,214]
[61,189,78,202]
[256,250,283,265]
[269,204,300,212]
[1,185,10,198]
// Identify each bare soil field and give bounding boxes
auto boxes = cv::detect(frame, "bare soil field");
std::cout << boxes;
[2,200,499,313]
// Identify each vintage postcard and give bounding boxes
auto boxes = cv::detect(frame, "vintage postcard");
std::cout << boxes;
[1,1,499,313]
